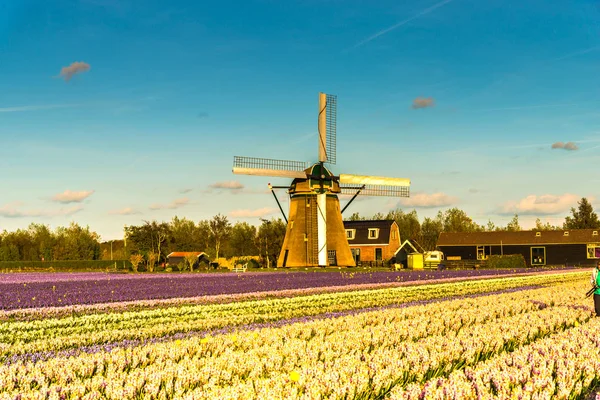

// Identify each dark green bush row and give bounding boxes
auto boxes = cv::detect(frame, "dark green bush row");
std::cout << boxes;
[486,254,527,269]
[0,260,132,272]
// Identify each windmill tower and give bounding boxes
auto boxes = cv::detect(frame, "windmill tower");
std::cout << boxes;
[232,92,411,267]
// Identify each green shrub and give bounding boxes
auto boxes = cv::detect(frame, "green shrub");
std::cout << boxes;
[486,254,527,269]
[235,257,261,269]
[0,260,132,272]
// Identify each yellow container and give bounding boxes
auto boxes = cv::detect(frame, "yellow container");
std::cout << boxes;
[408,253,424,270]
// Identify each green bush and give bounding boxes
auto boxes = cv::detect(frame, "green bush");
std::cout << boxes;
[486,254,527,269]
[0,260,132,272]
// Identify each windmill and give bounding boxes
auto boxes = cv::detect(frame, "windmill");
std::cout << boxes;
[232,92,411,267]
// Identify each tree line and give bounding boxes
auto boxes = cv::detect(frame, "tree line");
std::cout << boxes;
[0,222,101,262]
[347,197,599,251]
[0,197,597,263]
[119,215,286,267]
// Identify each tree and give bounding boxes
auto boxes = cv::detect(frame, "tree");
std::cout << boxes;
[439,208,482,233]
[563,197,600,229]
[130,254,144,272]
[256,218,286,267]
[535,218,559,231]
[184,253,197,272]
[150,221,170,264]
[146,251,157,272]
[421,215,443,251]
[345,212,365,221]
[209,214,231,261]
[53,222,101,260]
[197,220,212,255]
[168,217,199,252]
[506,214,521,232]
[126,221,170,264]
[485,220,496,232]
[371,212,385,220]
[385,209,421,243]
[226,222,258,257]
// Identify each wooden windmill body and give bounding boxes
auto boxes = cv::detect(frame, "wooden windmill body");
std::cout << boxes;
[233,93,411,267]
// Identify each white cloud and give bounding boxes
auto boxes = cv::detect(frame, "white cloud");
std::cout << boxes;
[498,193,581,215]
[0,104,76,113]
[551,141,579,151]
[109,207,141,215]
[229,207,278,218]
[399,192,458,208]
[52,190,95,203]
[209,181,244,190]
[59,61,91,81]
[0,202,83,218]
[149,197,189,210]
[411,97,435,109]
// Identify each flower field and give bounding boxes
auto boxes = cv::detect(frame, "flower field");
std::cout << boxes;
[1,268,598,399]
[0,267,571,310]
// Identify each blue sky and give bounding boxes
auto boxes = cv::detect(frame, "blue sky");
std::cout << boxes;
[1,0,600,240]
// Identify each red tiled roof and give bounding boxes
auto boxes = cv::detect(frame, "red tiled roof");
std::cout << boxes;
[437,229,600,246]
[167,252,207,258]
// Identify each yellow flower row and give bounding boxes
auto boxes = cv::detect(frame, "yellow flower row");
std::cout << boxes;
[0,277,593,399]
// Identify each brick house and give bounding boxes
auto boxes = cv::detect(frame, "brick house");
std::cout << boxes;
[343,220,401,265]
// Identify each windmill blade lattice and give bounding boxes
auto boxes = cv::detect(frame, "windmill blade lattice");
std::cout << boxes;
[233,156,307,178]
[340,184,410,197]
[325,94,336,165]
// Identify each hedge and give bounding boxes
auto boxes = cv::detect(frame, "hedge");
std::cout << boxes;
[0,260,132,272]
[486,254,527,269]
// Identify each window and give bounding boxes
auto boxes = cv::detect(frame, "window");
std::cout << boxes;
[368,228,379,239]
[564,231,569,236]
[587,244,600,259]
[391,230,397,240]
[531,247,546,266]
[375,248,382,261]
[345,229,356,240]
[535,232,541,237]
[593,231,598,236]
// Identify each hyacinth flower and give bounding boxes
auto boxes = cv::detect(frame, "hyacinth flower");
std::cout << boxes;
[0,275,595,399]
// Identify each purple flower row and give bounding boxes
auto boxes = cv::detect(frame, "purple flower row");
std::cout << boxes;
[0,267,574,311]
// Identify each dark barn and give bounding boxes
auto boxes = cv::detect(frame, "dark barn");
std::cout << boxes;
[437,229,600,267]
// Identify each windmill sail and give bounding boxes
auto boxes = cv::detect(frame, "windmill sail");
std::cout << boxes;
[339,174,410,197]
[233,156,307,179]
[318,93,337,164]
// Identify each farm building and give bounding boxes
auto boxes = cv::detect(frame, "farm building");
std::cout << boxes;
[343,220,401,265]
[391,239,421,268]
[166,252,210,268]
[437,229,600,267]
